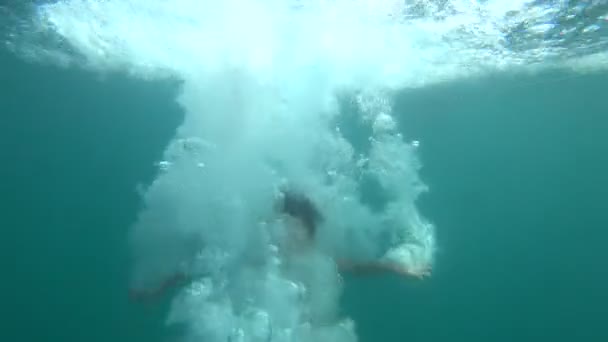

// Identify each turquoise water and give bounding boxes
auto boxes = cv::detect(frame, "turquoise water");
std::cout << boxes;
[2,1,608,341]
[3,47,607,341]
[345,72,608,341]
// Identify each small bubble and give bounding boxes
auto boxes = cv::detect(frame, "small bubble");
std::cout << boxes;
[356,157,369,168]
[157,160,171,171]
[268,244,278,254]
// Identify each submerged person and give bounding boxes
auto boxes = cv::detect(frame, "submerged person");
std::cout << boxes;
[130,188,431,302]
[276,189,430,277]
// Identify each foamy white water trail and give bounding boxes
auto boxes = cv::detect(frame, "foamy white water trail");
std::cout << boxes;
[6,0,607,340]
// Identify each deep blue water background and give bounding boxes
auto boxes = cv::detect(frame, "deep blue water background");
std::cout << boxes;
[1,46,607,341]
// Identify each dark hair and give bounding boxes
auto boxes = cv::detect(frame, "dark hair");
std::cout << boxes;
[280,190,323,238]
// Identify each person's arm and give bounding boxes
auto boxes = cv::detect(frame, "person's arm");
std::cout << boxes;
[129,272,189,302]
[337,259,431,279]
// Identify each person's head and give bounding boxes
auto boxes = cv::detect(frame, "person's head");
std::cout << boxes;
[279,189,323,239]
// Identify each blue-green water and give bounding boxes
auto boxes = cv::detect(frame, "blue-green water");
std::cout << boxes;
[3,45,607,341]
[346,72,608,341]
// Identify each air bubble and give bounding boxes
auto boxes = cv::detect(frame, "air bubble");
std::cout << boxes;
[157,160,171,171]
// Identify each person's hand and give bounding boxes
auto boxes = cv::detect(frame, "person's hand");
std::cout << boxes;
[390,263,431,280]
[129,272,189,303]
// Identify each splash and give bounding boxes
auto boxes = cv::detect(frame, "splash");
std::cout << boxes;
[7,0,607,341]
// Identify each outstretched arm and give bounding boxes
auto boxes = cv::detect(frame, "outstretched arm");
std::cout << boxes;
[337,259,431,279]
[129,272,189,303]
